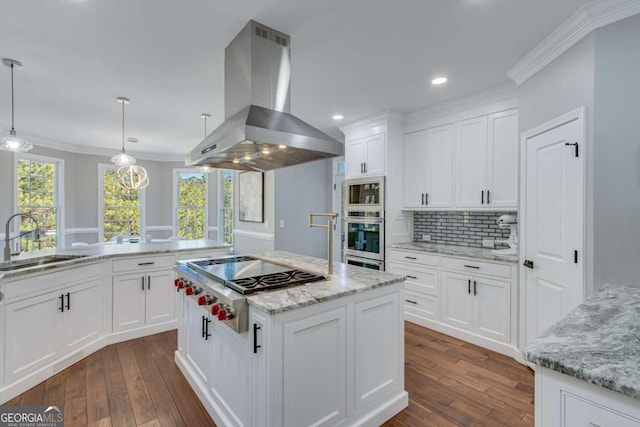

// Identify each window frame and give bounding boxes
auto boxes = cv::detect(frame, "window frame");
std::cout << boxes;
[218,169,234,245]
[98,163,146,242]
[13,152,65,248]
[172,168,209,239]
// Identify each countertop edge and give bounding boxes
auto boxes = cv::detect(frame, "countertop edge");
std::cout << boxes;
[387,242,518,264]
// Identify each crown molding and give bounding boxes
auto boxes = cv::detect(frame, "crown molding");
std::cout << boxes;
[508,0,640,86]
[339,111,403,136]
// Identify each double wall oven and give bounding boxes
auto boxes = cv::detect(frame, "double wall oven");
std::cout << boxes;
[343,176,385,270]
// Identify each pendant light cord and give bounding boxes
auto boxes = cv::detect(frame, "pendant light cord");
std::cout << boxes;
[121,100,125,151]
[10,63,15,132]
[204,116,207,137]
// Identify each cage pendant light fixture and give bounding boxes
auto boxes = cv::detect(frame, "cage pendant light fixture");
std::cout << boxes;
[1,59,33,152]
[111,97,136,167]
[117,136,149,190]
[195,113,214,173]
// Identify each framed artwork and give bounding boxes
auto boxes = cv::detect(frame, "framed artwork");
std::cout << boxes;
[238,171,264,223]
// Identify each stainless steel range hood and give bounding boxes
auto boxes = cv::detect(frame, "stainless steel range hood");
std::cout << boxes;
[186,21,343,172]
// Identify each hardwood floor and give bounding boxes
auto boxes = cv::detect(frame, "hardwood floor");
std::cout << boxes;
[7,323,534,426]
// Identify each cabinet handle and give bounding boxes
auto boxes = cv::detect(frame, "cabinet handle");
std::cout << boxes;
[481,190,484,204]
[205,318,212,340]
[405,256,417,260]
[138,262,155,266]
[202,315,206,338]
[464,265,480,269]
[487,190,490,204]
[421,193,424,206]
[141,276,145,291]
[147,275,151,290]
[474,280,477,296]
[253,323,262,354]
[406,275,418,280]
[360,163,363,173]
[468,279,471,295]
[405,299,418,305]
[425,193,429,205]
[59,294,65,312]
[65,292,70,310]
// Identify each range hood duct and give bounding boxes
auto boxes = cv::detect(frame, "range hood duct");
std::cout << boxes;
[186,20,343,172]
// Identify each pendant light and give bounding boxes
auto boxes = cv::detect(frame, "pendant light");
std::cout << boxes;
[111,97,136,167]
[195,113,214,173]
[1,59,32,152]
[117,136,149,190]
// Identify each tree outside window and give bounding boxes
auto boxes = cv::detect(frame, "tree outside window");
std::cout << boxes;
[175,171,207,239]
[103,169,141,241]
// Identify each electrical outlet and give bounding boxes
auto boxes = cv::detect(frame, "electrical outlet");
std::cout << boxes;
[279,220,285,228]
[422,234,431,242]
[482,239,495,248]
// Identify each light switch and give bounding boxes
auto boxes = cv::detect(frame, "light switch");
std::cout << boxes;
[279,220,285,228]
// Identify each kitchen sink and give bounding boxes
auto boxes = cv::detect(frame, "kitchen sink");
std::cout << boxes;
[0,255,88,272]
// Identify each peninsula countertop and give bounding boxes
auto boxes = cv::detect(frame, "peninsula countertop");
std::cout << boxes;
[246,251,406,315]
[524,284,640,400]
[0,239,231,280]
[388,242,518,263]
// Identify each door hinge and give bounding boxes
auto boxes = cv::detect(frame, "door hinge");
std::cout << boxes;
[574,250,578,264]
[565,142,579,157]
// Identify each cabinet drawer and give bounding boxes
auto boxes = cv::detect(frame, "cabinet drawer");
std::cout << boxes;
[404,290,439,321]
[388,263,439,296]
[388,249,438,267]
[112,255,175,273]
[564,393,640,426]
[441,256,510,279]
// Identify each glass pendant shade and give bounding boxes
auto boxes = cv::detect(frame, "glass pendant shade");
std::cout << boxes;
[1,130,32,152]
[111,149,136,167]
[117,164,149,190]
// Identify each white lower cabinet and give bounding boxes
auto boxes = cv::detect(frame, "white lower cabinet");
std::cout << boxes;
[60,279,103,354]
[441,272,474,331]
[184,297,211,385]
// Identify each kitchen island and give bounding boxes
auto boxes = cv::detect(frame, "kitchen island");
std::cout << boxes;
[525,284,640,426]
[175,250,408,427]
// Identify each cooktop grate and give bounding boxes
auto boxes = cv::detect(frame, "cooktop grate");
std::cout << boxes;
[228,269,325,295]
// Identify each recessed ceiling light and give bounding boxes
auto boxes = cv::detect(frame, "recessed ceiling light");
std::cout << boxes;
[332,114,344,120]
[432,77,448,86]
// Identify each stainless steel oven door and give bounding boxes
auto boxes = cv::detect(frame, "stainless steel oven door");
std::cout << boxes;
[344,255,384,271]
[344,217,384,261]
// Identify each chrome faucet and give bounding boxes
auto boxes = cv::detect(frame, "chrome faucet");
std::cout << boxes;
[4,213,40,262]
[309,212,339,275]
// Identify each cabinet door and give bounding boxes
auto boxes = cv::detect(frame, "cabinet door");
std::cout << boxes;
[184,298,211,385]
[403,131,427,208]
[112,273,146,332]
[486,110,519,208]
[455,116,488,208]
[60,279,103,354]
[354,293,400,411]
[283,307,347,427]
[441,272,474,331]
[425,124,454,208]
[473,276,510,342]
[4,293,60,383]
[345,137,365,179]
[145,269,175,326]
[364,133,385,176]
[250,311,268,427]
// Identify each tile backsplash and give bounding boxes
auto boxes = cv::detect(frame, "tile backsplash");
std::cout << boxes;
[413,211,517,248]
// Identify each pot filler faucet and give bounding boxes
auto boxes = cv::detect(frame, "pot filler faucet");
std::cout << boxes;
[4,213,40,262]
[309,212,339,275]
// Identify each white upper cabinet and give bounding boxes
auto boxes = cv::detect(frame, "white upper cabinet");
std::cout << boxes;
[455,116,488,208]
[345,133,385,179]
[403,125,454,209]
[486,110,519,208]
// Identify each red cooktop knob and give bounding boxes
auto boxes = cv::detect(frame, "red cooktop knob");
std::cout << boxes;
[175,278,183,288]
[198,295,209,305]
[217,309,227,321]
[178,280,185,289]
[186,286,194,295]
[211,304,220,315]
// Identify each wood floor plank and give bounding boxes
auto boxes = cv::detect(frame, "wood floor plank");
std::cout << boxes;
[65,396,88,427]
[86,351,110,424]
[18,380,45,406]
[42,371,67,407]
[64,360,87,401]
[88,417,113,427]
[117,341,158,426]
[101,343,137,427]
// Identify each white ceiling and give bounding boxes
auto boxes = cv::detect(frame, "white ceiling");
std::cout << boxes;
[0,0,589,159]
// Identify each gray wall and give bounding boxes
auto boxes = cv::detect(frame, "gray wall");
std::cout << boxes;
[517,34,596,294]
[592,14,640,288]
[274,159,332,259]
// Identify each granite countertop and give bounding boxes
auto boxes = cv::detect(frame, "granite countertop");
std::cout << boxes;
[246,251,405,315]
[524,284,640,400]
[388,242,518,263]
[0,239,231,280]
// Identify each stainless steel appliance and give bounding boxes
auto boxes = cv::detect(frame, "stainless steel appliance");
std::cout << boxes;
[186,21,343,172]
[344,213,385,262]
[344,255,384,271]
[174,255,325,333]
[344,176,384,212]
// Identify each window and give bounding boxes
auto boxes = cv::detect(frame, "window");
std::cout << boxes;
[99,164,144,241]
[173,169,207,239]
[220,170,233,244]
[15,154,64,249]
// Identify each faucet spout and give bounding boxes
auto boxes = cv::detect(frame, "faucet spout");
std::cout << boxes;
[4,213,40,262]
[308,212,339,275]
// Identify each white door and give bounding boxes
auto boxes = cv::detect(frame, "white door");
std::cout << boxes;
[364,133,385,176]
[486,110,519,208]
[112,273,146,332]
[425,124,454,208]
[145,269,175,325]
[345,137,365,179]
[473,276,510,343]
[455,116,488,208]
[61,279,103,353]
[523,111,584,345]
[332,169,345,263]
[441,272,474,331]
[403,131,427,208]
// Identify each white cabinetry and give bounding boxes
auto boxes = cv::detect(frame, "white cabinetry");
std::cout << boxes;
[455,116,488,208]
[345,133,385,179]
[403,125,454,209]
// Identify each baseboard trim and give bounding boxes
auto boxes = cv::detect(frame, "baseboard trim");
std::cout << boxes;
[354,391,409,427]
